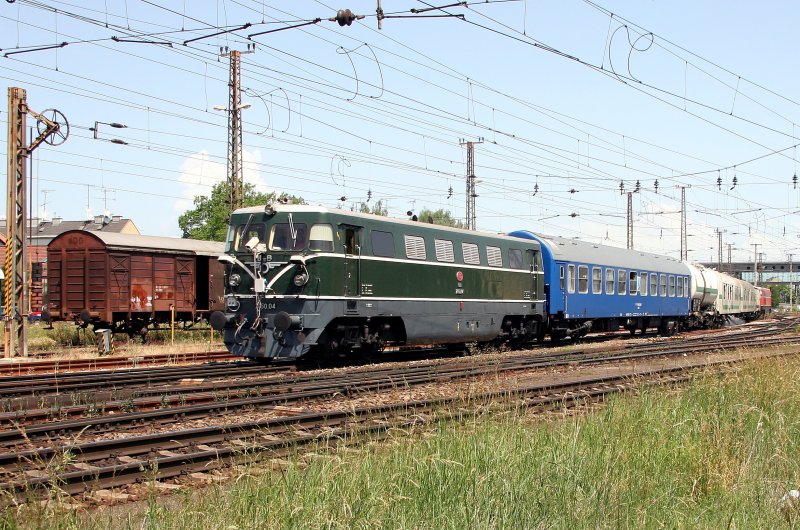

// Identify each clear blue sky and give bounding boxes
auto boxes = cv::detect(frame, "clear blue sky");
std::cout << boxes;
[1,1,798,266]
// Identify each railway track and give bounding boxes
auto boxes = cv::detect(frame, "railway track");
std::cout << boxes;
[0,345,792,497]
[0,350,238,376]
[0,317,794,499]
[1,329,798,446]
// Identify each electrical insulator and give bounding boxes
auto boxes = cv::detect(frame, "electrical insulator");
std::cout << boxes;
[717,175,722,190]
[654,179,659,193]
[730,175,737,190]
[447,186,453,199]
[367,189,372,202]
[794,173,798,189]
[533,183,539,196]
[334,9,357,26]
[634,180,640,192]
[569,188,578,194]
[619,181,624,194]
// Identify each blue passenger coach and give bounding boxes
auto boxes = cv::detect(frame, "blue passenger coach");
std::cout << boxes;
[509,231,691,339]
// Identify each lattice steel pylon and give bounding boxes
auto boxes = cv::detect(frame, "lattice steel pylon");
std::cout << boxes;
[5,87,68,357]
[225,50,245,212]
[460,139,482,231]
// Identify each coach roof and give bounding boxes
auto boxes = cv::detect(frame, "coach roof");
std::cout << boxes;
[511,230,689,274]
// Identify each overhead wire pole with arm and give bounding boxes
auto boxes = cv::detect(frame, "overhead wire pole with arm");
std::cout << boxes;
[4,87,68,358]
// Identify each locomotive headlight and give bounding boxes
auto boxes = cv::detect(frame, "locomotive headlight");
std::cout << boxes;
[293,272,309,287]
[228,273,242,287]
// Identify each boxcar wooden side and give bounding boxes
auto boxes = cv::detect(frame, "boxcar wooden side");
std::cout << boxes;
[46,230,224,332]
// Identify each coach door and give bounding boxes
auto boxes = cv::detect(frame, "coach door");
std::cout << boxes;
[527,249,539,308]
[341,225,362,302]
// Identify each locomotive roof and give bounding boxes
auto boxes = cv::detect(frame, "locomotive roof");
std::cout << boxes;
[51,230,224,256]
[511,231,688,274]
[232,204,538,245]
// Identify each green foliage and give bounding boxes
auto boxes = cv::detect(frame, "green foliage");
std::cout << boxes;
[357,200,388,216]
[417,208,465,228]
[768,284,791,307]
[178,181,304,241]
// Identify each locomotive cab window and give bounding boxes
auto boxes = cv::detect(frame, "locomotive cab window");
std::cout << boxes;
[268,223,307,251]
[371,230,395,257]
[639,272,648,296]
[578,265,589,294]
[509,248,524,270]
[605,268,615,295]
[309,224,334,252]
[344,228,360,255]
[617,269,626,295]
[234,223,266,252]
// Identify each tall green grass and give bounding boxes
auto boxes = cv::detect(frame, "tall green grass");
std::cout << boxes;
[6,356,800,529]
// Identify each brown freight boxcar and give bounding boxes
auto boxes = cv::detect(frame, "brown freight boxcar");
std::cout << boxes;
[44,230,225,335]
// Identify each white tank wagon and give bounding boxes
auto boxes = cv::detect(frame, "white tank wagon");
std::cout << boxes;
[685,263,759,327]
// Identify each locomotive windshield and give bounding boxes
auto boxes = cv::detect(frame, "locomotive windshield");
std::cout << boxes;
[231,223,266,252]
[269,223,308,251]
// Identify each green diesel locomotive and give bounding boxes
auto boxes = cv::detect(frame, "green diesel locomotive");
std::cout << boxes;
[210,204,546,361]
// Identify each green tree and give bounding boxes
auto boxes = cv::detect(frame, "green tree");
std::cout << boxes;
[358,200,388,216]
[417,208,465,228]
[178,181,303,241]
[768,284,791,307]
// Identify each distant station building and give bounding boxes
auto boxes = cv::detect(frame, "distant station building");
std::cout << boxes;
[0,215,139,314]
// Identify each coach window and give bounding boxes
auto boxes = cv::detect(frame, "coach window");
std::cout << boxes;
[659,274,667,296]
[371,230,395,257]
[605,268,615,295]
[578,265,589,294]
[404,235,427,260]
[628,271,638,295]
[650,273,658,296]
[592,267,602,294]
[309,224,334,252]
[560,266,565,290]
[509,249,524,270]
[435,239,455,263]
[268,223,308,251]
[668,275,676,297]
[677,277,684,297]
[567,264,576,294]
[617,269,627,295]
[639,272,648,296]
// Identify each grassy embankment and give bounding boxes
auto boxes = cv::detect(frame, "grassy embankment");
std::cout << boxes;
[5,353,800,529]
[2,322,222,357]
